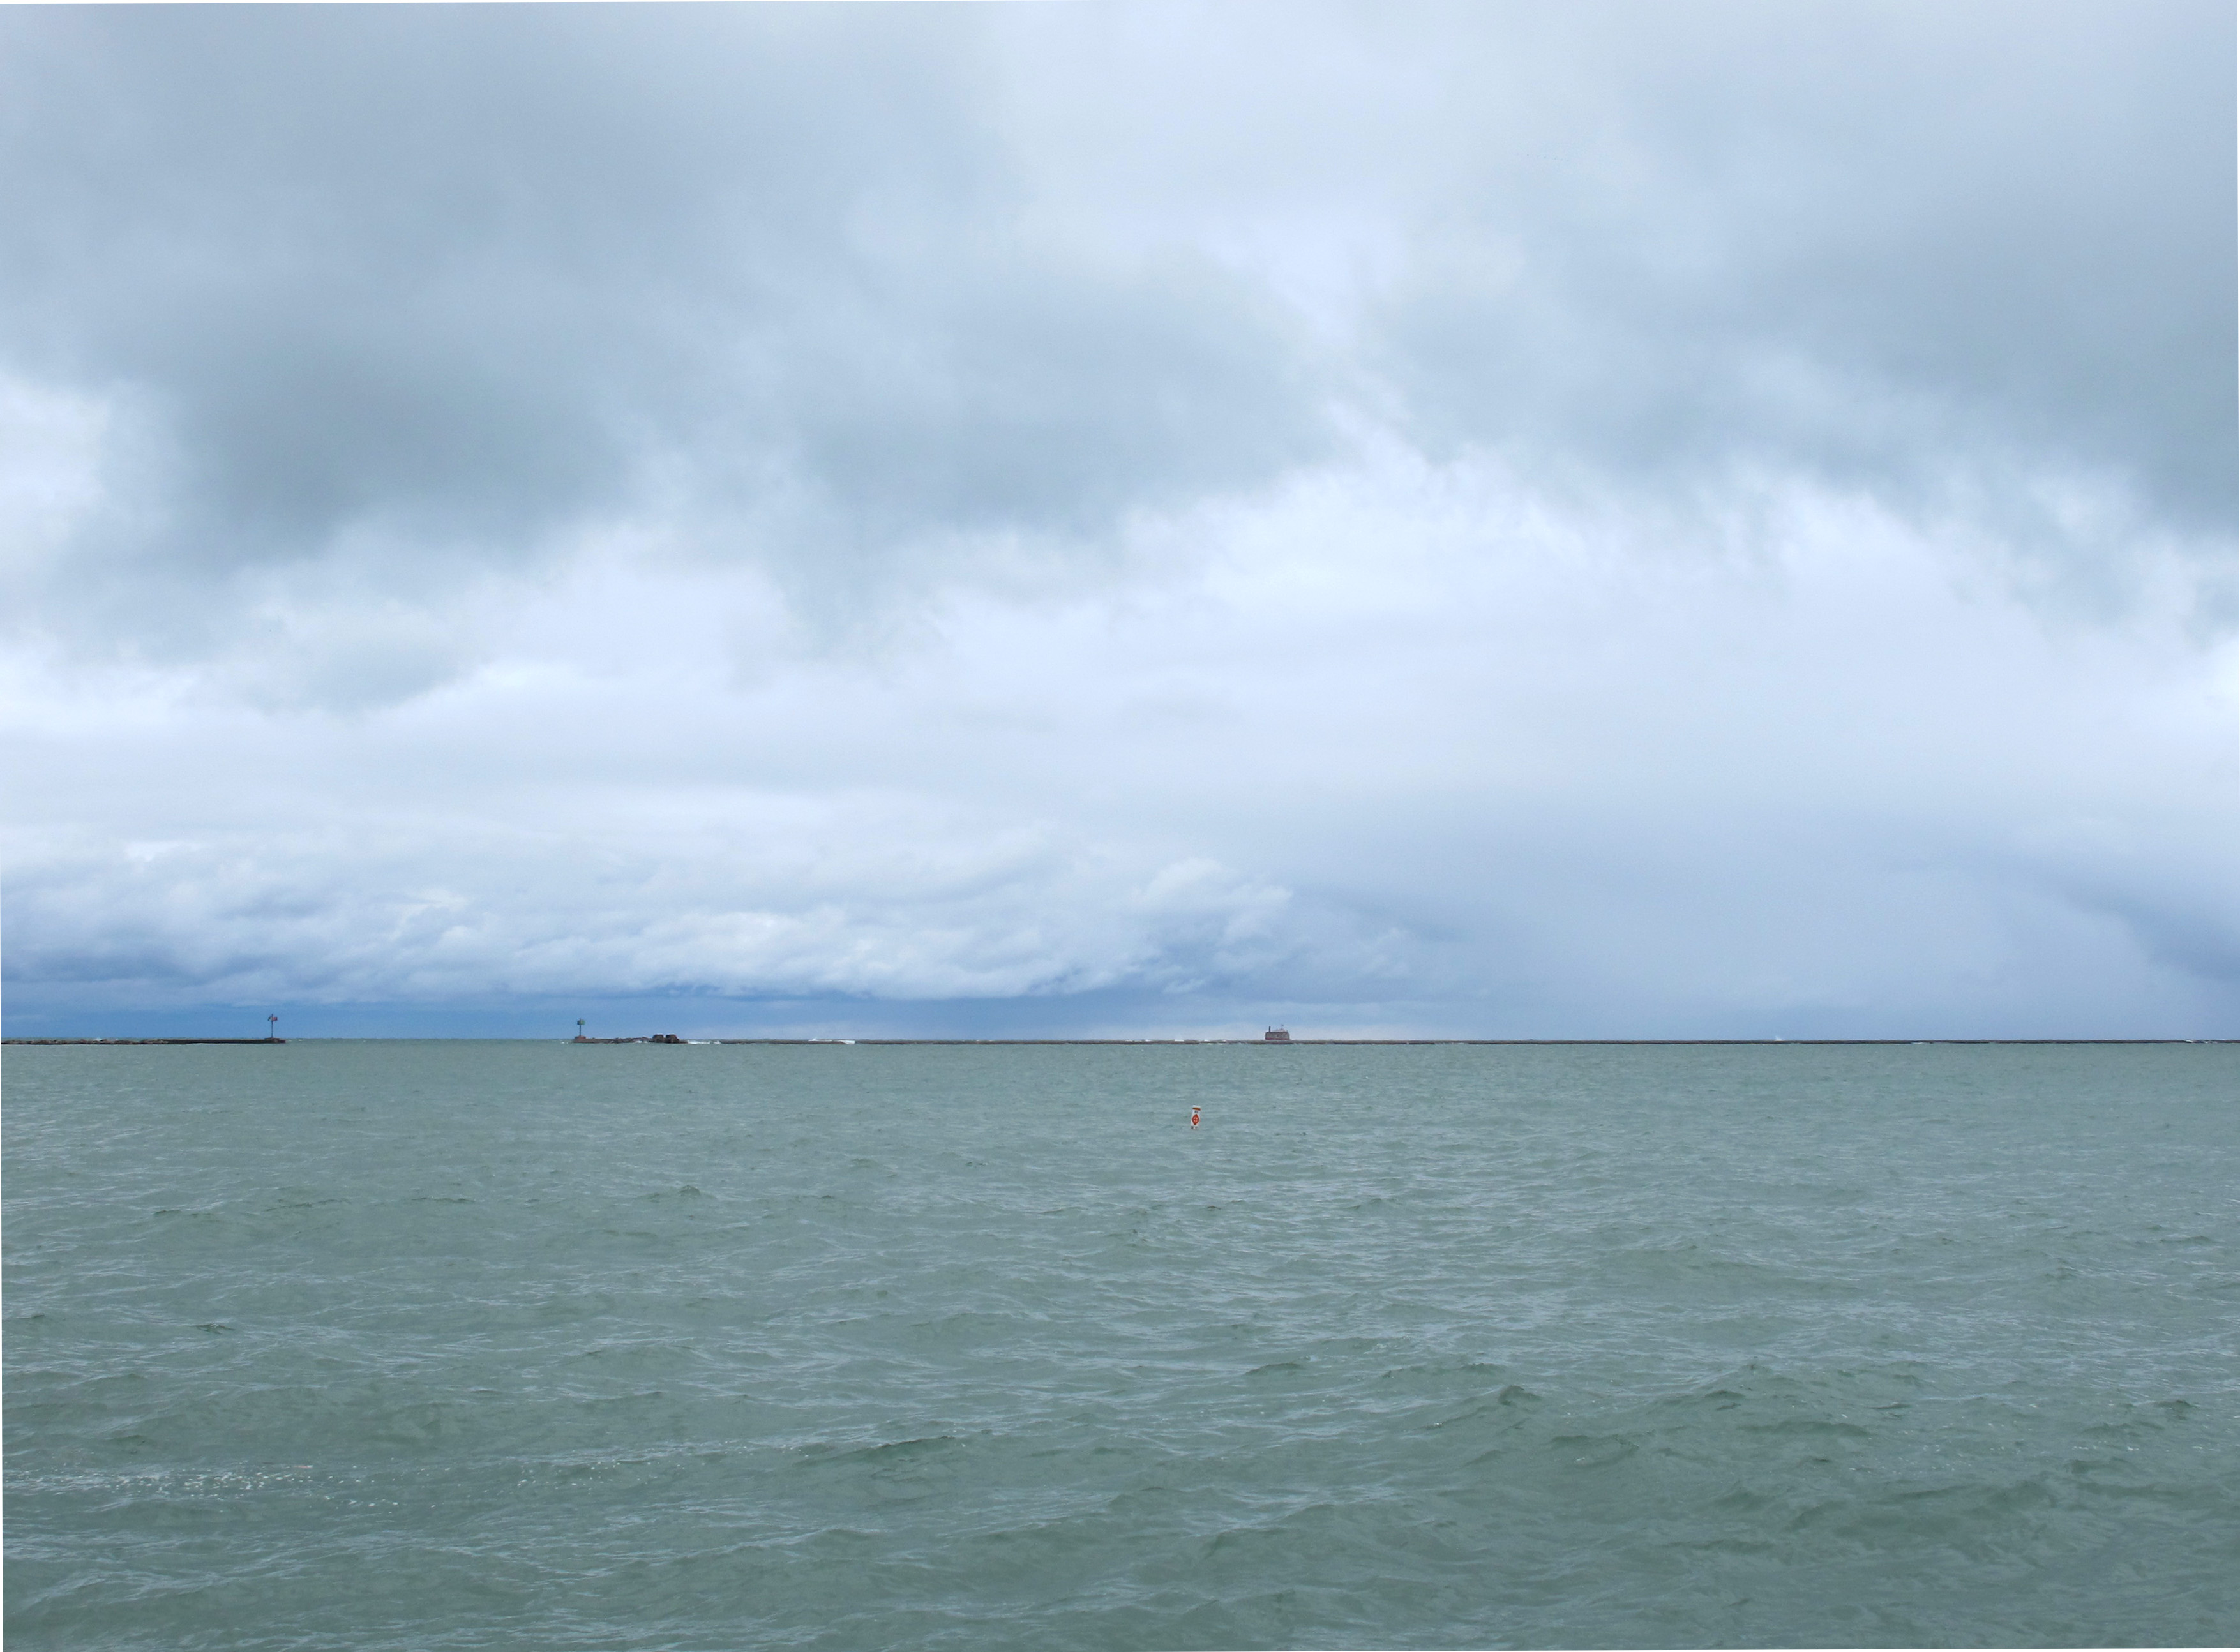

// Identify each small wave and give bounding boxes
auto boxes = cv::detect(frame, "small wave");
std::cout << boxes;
[1548,1432,1641,1469]
[1740,1417,1872,1440]
[805,1435,966,1471]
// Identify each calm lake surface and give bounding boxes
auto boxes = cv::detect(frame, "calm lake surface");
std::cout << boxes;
[6,1040,2236,1649]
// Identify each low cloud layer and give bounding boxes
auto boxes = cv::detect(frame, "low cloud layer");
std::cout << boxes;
[3,1,2232,1035]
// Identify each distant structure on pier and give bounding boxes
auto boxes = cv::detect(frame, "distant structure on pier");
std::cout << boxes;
[1263,1026,1291,1042]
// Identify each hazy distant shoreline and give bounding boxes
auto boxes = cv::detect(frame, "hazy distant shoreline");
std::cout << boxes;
[8,1036,2230,1047]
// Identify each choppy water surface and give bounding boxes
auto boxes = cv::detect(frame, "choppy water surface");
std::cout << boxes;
[7,1041,2236,1649]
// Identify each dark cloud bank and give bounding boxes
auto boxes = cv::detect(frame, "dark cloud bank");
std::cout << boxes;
[3,1,2232,1037]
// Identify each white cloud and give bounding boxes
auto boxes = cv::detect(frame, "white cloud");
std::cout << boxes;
[6,440,2232,1031]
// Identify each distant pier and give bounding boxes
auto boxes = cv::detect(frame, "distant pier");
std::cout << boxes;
[4,1037,287,1046]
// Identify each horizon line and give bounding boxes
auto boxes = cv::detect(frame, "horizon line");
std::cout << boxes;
[6,1036,2233,1048]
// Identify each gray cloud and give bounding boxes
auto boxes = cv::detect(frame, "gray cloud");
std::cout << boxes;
[1,4,1332,657]
[9,4,2220,629]
[1362,1,2235,534]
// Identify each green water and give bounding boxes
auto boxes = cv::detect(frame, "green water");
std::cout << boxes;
[6,1040,2236,1648]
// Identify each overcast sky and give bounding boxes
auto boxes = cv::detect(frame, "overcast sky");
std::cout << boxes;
[3,0,2233,1038]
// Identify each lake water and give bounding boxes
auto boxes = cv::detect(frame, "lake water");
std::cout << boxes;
[6,1040,2236,1649]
